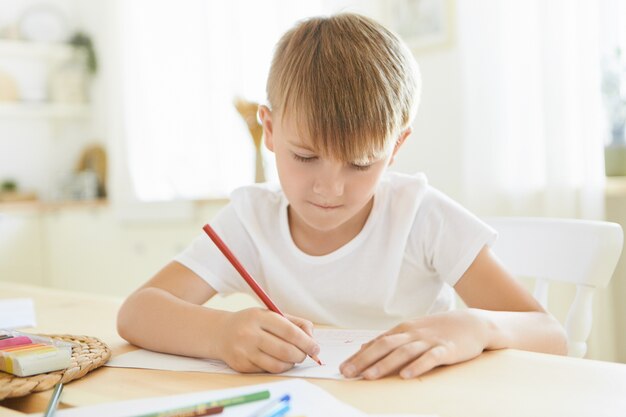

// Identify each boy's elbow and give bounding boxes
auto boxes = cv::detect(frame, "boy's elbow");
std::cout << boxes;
[554,329,569,356]
[116,301,133,343]
[546,313,569,356]
[116,291,142,343]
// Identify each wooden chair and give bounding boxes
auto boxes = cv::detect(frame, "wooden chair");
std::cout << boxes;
[484,217,624,358]
[234,97,265,183]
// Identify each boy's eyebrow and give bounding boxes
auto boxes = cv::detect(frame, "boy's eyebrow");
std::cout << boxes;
[352,153,382,165]
[286,139,315,151]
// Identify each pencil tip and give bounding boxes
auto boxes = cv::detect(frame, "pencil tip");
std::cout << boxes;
[311,355,323,366]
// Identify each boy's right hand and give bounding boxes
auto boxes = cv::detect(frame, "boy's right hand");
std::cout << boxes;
[215,308,320,374]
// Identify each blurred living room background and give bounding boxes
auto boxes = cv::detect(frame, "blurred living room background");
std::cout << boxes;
[1,0,625,363]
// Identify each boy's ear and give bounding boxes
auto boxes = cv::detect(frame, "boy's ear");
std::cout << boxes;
[258,105,274,152]
[388,127,411,166]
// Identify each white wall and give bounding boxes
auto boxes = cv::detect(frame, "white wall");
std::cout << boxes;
[392,48,465,199]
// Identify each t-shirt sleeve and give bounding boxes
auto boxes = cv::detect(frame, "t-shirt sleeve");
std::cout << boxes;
[173,203,260,295]
[409,187,497,287]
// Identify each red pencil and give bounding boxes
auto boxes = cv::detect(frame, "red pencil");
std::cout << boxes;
[202,224,322,365]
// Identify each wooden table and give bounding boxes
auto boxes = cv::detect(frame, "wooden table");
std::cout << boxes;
[1,282,626,417]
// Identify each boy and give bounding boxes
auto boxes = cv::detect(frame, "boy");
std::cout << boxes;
[117,13,567,380]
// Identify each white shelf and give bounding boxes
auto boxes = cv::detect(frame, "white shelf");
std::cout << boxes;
[0,102,90,119]
[0,39,73,61]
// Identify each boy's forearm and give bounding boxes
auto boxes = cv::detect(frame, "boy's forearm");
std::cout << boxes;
[117,287,229,359]
[471,309,569,355]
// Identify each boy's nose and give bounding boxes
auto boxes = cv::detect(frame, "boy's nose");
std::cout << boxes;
[313,169,344,198]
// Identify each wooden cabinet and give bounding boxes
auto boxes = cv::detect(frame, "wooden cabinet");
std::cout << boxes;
[0,200,225,296]
[0,208,44,286]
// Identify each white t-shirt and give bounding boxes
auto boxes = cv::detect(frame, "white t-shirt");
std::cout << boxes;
[175,172,496,330]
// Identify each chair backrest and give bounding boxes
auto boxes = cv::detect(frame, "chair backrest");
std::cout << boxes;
[484,217,623,358]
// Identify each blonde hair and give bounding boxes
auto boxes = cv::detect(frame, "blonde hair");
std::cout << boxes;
[266,13,421,163]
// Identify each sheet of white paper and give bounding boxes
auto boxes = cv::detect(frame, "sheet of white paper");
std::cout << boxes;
[372,415,438,417]
[28,379,368,417]
[0,298,36,329]
[107,328,382,380]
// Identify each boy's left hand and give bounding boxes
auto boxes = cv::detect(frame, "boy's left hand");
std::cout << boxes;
[339,309,490,380]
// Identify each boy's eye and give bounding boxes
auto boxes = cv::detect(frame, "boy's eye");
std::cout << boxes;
[292,153,317,163]
[351,163,372,171]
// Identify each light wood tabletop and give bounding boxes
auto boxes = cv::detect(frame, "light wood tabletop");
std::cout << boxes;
[1,281,625,417]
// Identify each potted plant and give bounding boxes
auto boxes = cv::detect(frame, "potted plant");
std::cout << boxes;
[68,31,98,75]
[49,31,97,103]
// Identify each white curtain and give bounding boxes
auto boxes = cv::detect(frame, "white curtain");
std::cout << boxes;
[120,0,330,202]
[457,0,622,363]
[457,0,606,219]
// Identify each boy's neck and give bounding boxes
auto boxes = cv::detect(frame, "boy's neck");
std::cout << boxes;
[287,197,374,256]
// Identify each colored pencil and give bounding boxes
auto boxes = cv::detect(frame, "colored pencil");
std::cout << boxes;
[248,394,290,417]
[0,335,32,348]
[152,405,224,417]
[208,390,270,407]
[43,382,64,417]
[202,224,322,365]
[254,401,290,417]
[136,390,270,417]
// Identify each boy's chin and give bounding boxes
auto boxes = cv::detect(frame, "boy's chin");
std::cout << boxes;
[299,213,352,233]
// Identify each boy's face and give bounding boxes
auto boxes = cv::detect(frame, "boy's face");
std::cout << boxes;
[259,106,408,235]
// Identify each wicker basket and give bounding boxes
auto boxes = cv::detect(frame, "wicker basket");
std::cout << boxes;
[0,334,111,400]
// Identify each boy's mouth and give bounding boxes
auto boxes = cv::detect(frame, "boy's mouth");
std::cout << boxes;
[310,202,343,210]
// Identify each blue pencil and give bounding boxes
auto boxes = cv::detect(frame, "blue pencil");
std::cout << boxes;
[247,394,291,417]
[258,401,290,417]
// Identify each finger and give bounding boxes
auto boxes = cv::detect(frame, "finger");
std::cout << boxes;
[261,314,320,358]
[258,331,308,364]
[286,314,315,337]
[354,330,388,351]
[342,329,408,366]
[340,333,411,378]
[354,323,415,353]
[249,350,295,374]
[361,340,431,380]
[399,345,450,379]
[343,331,390,364]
